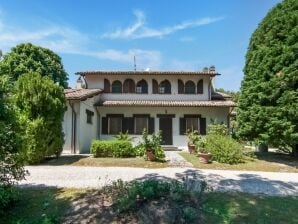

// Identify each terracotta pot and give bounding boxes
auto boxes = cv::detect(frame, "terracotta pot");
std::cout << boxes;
[146,150,155,161]
[198,153,212,164]
[188,144,196,154]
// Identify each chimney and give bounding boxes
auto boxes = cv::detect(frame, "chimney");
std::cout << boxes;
[76,76,83,89]
[209,65,216,73]
[202,67,209,73]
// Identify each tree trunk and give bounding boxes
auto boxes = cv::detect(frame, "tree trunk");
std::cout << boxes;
[292,144,298,158]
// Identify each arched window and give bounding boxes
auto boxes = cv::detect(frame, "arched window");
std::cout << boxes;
[178,79,184,94]
[159,80,171,94]
[197,79,203,94]
[136,79,148,94]
[112,80,122,93]
[185,81,196,94]
[152,79,158,94]
[123,79,135,93]
[104,79,110,93]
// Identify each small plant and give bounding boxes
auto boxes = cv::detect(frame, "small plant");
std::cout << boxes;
[196,135,207,153]
[182,206,199,223]
[113,131,133,141]
[208,123,228,136]
[186,130,200,145]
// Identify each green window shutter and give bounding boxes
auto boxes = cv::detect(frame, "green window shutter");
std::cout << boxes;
[148,117,155,134]
[122,117,128,133]
[102,117,108,134]
[179,118,186,135]
[200,117,206,135]
[127,117,135,134]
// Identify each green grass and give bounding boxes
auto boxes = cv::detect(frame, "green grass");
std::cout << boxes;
[203,192,298,223]
[2,188,298,223]
[180,152,298,172]
[41,155,168,168]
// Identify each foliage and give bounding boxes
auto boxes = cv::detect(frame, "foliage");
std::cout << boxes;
[208,123,228,136]
[0,43,68,87]
[0,75,25,211]
[182,206,199,223]
[133,144,145,157]
[237,0,298,156]
[141,129,165,161]
[206,135,244,164]
[114,179,206,213]
[196,136,207,153]
[186,130,200,145]
[15,72,66,164]
[91,140,135,158]
[113,131,133,141]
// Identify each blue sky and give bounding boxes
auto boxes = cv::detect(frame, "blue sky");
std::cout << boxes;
[0,0,280,90]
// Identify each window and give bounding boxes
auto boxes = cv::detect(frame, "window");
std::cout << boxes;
[86,110,94,124]
[185,81,196,94]
[159,80,171,94]
[135,116,149,134]
[109,116,122,134]
[197,79,203,94]
[136,80,148,93]
[112,80,122,93]
[123,79,135,93]
[186,117,199,131]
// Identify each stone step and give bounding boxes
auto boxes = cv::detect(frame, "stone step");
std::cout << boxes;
[162,145,180,151]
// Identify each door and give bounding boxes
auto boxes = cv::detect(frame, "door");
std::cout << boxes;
[159,117,173,145]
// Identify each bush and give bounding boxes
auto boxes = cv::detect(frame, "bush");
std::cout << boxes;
[0,186,19,214]
[133,144,145,157]
[142,129,165,161]
[206,134,244,164]
[208,123,228,136]
[91,140,135,158]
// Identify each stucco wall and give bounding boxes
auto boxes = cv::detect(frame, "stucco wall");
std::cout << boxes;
[98,106,230,149]
[85,74,211,101]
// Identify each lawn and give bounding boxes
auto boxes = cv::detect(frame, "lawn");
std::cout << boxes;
[180,152,298,172]
[2,187,298,223]
[41,155,168,168]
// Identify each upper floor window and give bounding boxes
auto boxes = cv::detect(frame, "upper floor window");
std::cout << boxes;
[86,109,94,124]
[136,79,148,94]
[197,79,203,94]
[112,80,122,93]
[159,80,171,94]
[123,79,135,93]
[185,81,196,94]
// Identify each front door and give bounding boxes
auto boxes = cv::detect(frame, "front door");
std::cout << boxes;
[159,117,173,145]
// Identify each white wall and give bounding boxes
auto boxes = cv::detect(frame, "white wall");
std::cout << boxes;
[98,106,230,149]
[85,74,211,101]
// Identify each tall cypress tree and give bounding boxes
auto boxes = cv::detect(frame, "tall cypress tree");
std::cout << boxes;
[237,0,298,156]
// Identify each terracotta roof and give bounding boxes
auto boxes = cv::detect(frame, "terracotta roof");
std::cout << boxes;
[64,88,102,100]
[211,92,232,100]
[95,100,235,107]
[76,70,219,76]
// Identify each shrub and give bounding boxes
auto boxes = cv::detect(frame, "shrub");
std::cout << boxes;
[133,144,145,157]
[142,129,165,161]
[0,186,19,214]
[113,131,133,141]
[206,134,244,164]
[208,123,228,136]
[91,140,135,158]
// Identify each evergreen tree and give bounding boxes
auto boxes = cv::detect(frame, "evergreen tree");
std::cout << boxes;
[0,43,68,87]
[237,0,298,156]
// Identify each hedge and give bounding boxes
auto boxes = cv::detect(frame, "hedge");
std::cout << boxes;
[91,140,135,158]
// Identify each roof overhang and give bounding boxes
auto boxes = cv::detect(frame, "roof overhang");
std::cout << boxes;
[64,88,103,101]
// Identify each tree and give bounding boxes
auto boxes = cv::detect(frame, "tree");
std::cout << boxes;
[237,0,298,156]
[0,75,26,211]
[15,72,66,163]
[0,43,68,87]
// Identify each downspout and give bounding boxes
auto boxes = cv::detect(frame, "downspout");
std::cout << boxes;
[69,101,77,154]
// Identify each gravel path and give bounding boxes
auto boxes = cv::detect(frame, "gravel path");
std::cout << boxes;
[164,151,193,167]
[20,166,298,196]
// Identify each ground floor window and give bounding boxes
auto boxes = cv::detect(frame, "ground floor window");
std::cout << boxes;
[108,116,122,134]
[134,116,149,134]
[185,117,199,132]
[180,115,206,135]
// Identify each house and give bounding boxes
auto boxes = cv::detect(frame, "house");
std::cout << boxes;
[63,67,235,154]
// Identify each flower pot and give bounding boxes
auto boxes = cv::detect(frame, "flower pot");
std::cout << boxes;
[188,144,196,154]
[146,150,155,161]
[198,153,212,164]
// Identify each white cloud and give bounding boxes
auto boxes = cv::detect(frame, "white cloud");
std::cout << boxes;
[180,36,195,42]
[101,10,224,39]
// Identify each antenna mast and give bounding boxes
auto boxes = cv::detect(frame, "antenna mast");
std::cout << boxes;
[134,55,136,71]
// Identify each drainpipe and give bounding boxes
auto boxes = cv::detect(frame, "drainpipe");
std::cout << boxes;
[69,101,77,154]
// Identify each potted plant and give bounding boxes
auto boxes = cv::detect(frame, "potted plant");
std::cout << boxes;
[196,136,212,164]
[142,129,165,161]
[186,130,200,154]
[142,129,155,161]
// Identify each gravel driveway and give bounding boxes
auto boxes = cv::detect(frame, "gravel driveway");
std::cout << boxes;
[20,166,298,196]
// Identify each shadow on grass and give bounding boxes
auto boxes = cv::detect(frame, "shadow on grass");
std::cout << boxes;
[40,155,89,166]
[255,151,298,169]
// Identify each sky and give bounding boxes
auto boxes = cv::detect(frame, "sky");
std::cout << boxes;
[0,0,281,91]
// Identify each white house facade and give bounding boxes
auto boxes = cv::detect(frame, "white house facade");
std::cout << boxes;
[63,67,235,154]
